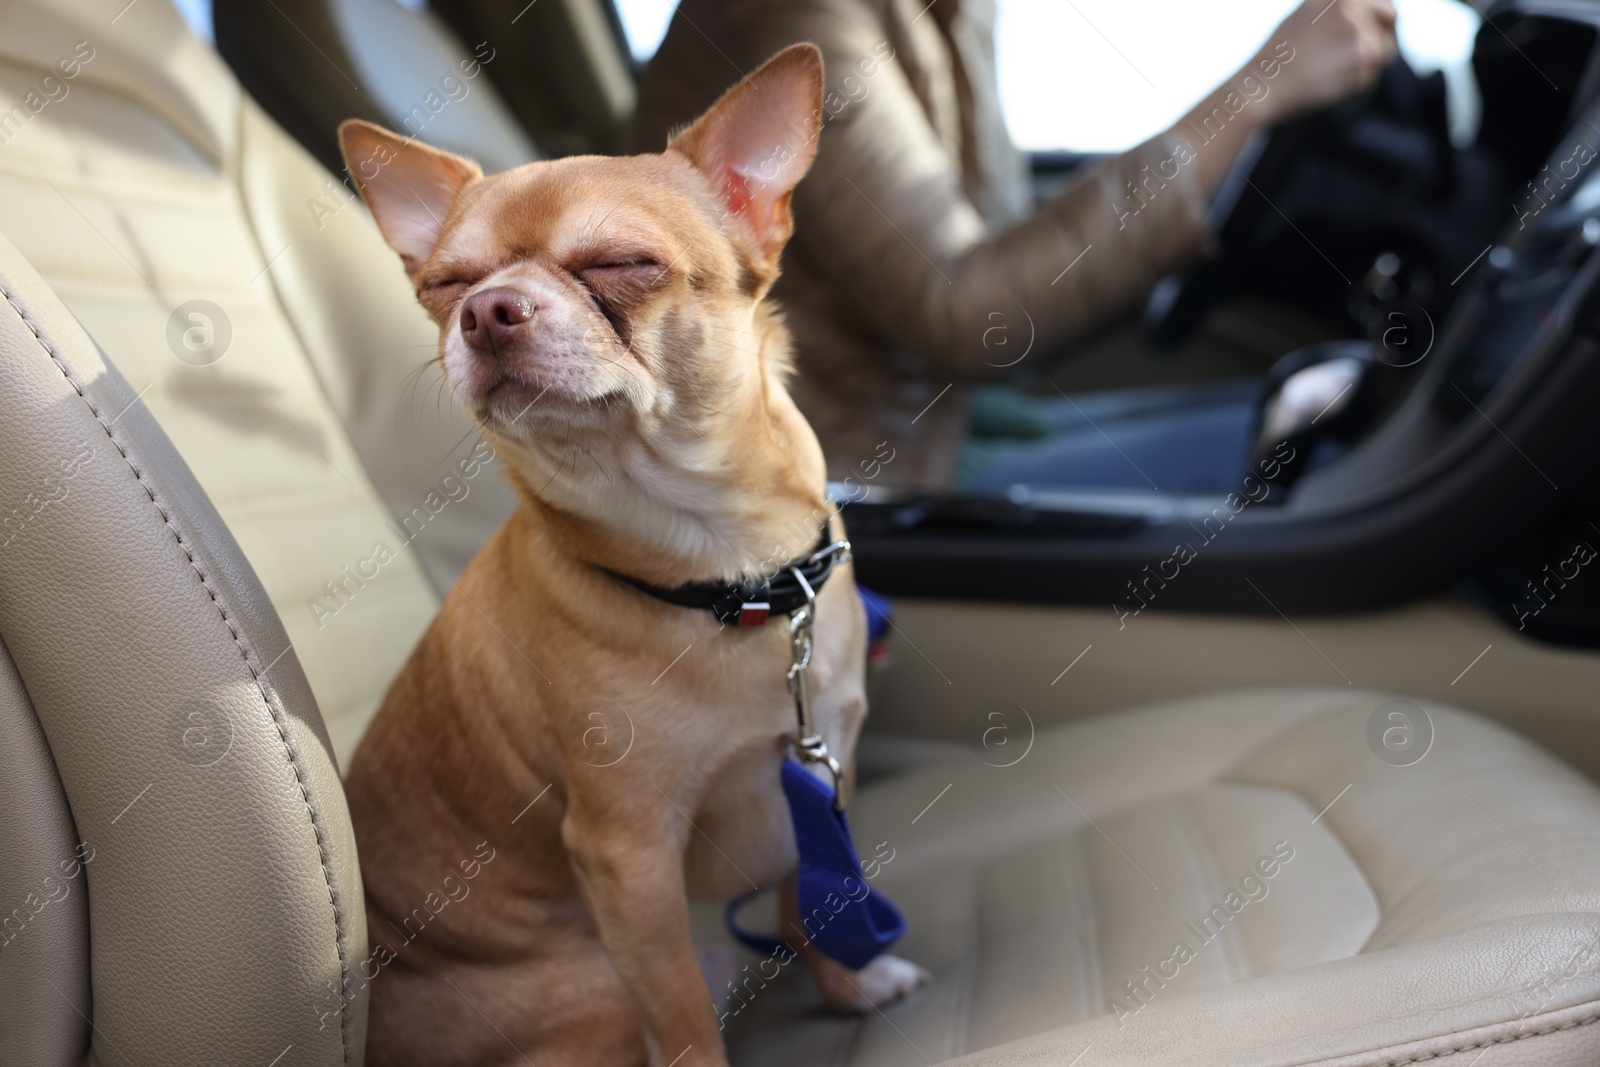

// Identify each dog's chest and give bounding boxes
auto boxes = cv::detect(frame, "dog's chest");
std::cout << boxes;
[673,614,866,898]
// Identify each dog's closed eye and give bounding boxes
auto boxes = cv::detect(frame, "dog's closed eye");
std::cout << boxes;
[574,259,667,292]
[573,259,668,339]
[418,276,476,309]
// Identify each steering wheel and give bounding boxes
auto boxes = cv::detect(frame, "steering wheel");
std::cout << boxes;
[1145,57,1502,354]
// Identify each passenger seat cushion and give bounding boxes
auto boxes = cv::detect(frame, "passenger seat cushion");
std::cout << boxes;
[724,689,1600,1067]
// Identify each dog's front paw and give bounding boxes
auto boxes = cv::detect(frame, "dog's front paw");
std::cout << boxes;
[817,954,930,1013]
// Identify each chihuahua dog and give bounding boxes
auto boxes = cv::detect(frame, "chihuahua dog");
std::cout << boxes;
[339,45,926,1067]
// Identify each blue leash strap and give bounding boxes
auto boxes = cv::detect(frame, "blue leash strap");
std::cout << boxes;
[724,560,906,970]
[725,758,906,970]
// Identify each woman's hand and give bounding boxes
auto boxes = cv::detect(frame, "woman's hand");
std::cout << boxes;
[1256,0,1399,125]
[1174,0,1397,193]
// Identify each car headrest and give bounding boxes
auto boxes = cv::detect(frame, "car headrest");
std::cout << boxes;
[215,0,634,174]
[215,0,539,175]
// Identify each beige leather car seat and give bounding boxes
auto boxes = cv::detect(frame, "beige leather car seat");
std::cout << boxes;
[4,3,1600,1067]
[727,688,1600,1065]
[0,0,519,763]
[0,228,364,1066]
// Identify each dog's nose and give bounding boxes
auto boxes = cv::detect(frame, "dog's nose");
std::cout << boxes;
[460,287,535,354]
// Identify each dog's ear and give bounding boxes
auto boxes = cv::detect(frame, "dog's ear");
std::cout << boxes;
[669,43,824,268]
[338,119,483,277]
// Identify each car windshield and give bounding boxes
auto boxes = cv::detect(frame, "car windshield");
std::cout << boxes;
[615,0,1485,149]
[994,0,1484,151]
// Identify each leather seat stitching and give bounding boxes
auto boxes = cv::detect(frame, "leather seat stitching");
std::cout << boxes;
[0,281,354,1067]
[1371,1008,1600,1066]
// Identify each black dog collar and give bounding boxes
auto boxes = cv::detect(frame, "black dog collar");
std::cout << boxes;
[606,522,851,626]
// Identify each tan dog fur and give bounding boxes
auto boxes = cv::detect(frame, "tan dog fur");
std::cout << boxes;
[339,45,925,1067]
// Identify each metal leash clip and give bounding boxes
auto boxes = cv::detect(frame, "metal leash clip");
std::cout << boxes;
[785,564,845,811]
[806,539,853,569]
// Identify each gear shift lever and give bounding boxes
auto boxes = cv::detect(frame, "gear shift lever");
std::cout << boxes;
[1250,340,1377,501]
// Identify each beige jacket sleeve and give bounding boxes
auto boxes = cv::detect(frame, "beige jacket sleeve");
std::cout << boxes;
[779,0,1216,379]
